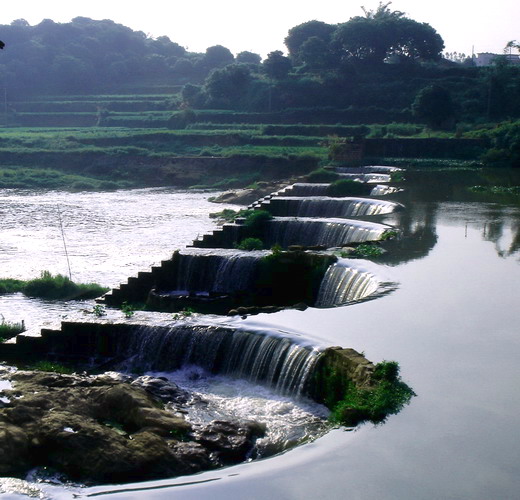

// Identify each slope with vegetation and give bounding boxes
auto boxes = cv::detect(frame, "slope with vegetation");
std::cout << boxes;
[0,3,518,192]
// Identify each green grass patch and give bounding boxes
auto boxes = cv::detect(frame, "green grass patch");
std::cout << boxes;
[23,271,108,301]
[30,361,74,374]
[349,244,384,258]
[0,318,25,340]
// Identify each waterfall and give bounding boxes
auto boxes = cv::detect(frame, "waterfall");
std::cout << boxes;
[316,260,379,307]
[118,324,321,396]
[281,183,331,197]
[264,217,390,248]
[260,197,402,218]
[168,250,266,294]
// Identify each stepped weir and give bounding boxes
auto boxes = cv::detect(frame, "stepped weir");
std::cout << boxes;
[257,196,402,218]
[1,163,406,436]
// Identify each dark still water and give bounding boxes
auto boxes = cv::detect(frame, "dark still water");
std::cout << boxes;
[0,186,519,499]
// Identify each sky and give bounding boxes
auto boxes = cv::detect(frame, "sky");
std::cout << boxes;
[0,0,518,58]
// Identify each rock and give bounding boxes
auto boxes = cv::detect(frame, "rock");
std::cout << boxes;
[192,420,266,465]
[0,370,266,484]
[0,422,30,476]
[131,375,191,405]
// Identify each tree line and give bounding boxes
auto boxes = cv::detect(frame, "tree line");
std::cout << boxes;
[0,5,519,127]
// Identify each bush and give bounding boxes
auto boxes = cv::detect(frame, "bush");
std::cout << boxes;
[243,210,273,231]
[0,279,25,294]
[327,179,371,197]
[23,271,108,300]
[330,361,416,426]
[236,237,264,250]
[306,168,340,183]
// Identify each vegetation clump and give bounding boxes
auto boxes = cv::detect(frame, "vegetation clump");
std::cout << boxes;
[326,179,371,197]
[0,318,25,341]
[349,244,384,258]
[329,361,416,426]
[306,168,340,183]
[29,361,74,374]
[243,209,273,230]
[236,237,264,250]
[0,279,25,295]
[23,271,108,301]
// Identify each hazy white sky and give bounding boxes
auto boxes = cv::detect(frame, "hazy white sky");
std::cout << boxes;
[0,0,518,57]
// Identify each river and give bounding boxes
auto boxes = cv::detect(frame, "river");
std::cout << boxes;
[0,182,519,499]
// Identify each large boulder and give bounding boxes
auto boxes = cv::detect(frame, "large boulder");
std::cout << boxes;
[0,370,265,484]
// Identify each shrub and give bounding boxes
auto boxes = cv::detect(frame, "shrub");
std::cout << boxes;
[350,244,384,258]
[306,168,340,183]
[243,210,273,231]
[0,279,25,294]
[329,361,416,426]
[236,237,264,250]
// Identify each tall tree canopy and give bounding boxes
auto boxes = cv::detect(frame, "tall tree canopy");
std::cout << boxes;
[284,20,336,62]
[332,2,444,64]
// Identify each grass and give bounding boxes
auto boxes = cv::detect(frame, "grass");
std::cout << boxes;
[23,271,109,301]
[349,244,384,258]
[30,361,74,374]
[0,318,25,341]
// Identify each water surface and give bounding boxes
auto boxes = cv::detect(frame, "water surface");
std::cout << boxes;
[1,188,519,499]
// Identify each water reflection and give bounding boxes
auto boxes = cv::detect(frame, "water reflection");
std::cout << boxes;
[380,202,438,266]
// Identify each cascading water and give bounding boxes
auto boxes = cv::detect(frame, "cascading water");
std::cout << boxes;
[273,183,399,200]
[264,217,390,248]
[167,249,267,294]
[315,259,379,307]
[260,196,402,217]
[118,324,321,396]
[279,183,331,197]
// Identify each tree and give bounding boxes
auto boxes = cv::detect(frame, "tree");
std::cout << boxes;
[263,51,292,80]
[236,51,261,65]
[284,20,336,62]
[412,84,455,129]
[203,45,234,69]
[204,63,252,107]
[299,36,338,71]
[332,2,444,64]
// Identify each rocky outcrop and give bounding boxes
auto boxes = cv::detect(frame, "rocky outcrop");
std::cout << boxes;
[0,369,264,484]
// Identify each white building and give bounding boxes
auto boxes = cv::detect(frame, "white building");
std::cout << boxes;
[474,52,520,66]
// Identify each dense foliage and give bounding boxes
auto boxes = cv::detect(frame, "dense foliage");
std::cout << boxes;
[0,10,518,125]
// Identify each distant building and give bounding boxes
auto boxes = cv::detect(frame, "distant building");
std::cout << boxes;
[474,52,520,66]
